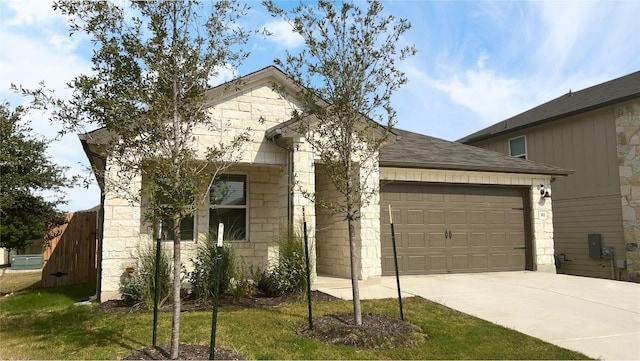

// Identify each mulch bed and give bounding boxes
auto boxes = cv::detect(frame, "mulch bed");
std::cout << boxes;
[300,313,427,349]
[92,290,337,314]
[122,344,242,360]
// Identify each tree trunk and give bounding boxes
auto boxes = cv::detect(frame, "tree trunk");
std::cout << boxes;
[348,215,362,325]
[170,216,181,359]
[345,152,362,326]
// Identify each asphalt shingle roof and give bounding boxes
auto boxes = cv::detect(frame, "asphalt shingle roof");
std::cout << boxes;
[381,128,571,176]
[458,71,640,143]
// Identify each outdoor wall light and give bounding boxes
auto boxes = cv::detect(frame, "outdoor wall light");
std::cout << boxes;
[539,184,551,199]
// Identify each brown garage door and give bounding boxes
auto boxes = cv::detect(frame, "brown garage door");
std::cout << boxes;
[381,183,528,275]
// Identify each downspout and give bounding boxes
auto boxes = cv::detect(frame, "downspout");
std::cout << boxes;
[81,139,106,302]
[96,157,106,302]
[269,133,294,227]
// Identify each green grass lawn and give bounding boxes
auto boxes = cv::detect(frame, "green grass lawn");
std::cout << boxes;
[0,275,591,360]
[0,269,42,294]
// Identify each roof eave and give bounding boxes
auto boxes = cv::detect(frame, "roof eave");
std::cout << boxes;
[380,161,573,177]
[461,93,640,144]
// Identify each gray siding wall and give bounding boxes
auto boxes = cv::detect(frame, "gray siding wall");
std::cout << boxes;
[471,103,626,280]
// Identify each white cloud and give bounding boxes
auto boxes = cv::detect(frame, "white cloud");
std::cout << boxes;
[263,20,304,50]
[0,31,89,103]
[209,64,237,86]
[47,32,82,52]
[430,67,525,125]
[1,1,97,212]
[4,0,62,26]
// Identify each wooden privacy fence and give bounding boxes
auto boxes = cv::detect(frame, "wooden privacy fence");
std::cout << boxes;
[42,211,98,288]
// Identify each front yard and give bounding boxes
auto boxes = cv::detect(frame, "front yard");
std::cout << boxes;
[0,272,590,360]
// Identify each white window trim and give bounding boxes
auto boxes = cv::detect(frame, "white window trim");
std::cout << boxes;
[208,173,249,242]
[508,135,527,159]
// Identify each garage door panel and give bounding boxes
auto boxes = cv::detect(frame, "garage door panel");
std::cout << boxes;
[381,183,527,275]
[509,252,525,267]
[429,255,447,272]
[407,210,424,225]
[489,232,508,247]
[407,256,427,272]
[469,233,488,247]
[450,232,468,248]
[407,232,426,248]
[510,231,525,246]
[449,192,466,202]
[406,191,424,202]
[427,190,445,202]
[506,210,524,224]
[471,254,489,269]
[487,211,506,224]
[429,232,446,248]
[428,210,445,225]
[490,253,508,268]
[469,211,486,224]
[449,210,466,225]
[450,255,470,271]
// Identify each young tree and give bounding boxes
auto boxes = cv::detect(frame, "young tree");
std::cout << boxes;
[18,1,252,358]
[0,102,69,253]
[264,0,416,325]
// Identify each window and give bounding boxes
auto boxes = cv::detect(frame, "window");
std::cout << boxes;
[509,136,527,159]
[155,177,195,242]
[162,214,194,241]
[209,174,247,241]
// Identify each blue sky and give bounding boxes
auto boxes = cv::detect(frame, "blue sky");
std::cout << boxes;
[1,0,639,212]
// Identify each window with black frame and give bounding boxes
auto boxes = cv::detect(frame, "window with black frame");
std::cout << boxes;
[155,177,195,241]
[209,174,247,241]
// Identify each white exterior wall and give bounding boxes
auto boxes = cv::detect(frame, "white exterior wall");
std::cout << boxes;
[380,167,557,273]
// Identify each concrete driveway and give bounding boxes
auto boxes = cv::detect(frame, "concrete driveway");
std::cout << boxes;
[316,271,640,360]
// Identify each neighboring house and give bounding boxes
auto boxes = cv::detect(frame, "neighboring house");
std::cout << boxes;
[81,66,571,302]
[459,71,640,282]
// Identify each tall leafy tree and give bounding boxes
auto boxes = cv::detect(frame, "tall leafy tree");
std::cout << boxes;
[18,1,252,358]
[264,0,416,325]
[0,102,69,252]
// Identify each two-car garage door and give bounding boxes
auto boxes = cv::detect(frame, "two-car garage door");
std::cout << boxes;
[381,183,529,275]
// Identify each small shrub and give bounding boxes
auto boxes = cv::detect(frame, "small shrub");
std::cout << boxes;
[119,243,172,309]
[188,232,235,302]
[230,260,256,301]
[256,228,309,297]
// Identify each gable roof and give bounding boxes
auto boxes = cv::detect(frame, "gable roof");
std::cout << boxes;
[381,128,571,176]
[204,65,304,104]
[458,71,640,144]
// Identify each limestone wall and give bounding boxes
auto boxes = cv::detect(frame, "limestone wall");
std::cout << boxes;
[616,101,640,281]
[99,78,299,301]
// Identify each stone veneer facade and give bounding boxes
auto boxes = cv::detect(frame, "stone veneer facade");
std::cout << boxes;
[99,78,302,301]
[616,101,640,282]
[96,69,561,301]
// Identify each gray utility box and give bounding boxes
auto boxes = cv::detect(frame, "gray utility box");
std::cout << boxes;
[588,234,602,259]
[10,254,43,270]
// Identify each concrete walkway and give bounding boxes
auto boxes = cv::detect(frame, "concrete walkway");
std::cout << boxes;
[315,271,640,360]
